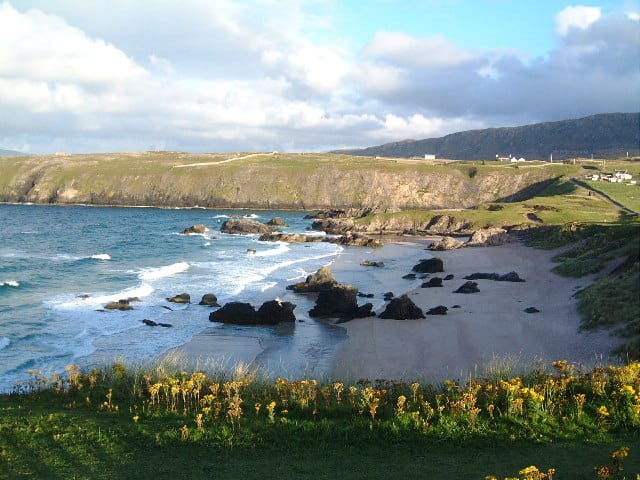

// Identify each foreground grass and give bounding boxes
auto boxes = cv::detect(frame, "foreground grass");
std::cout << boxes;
[1,362,639,479]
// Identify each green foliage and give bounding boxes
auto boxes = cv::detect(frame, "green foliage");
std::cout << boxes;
[2,361,640,480]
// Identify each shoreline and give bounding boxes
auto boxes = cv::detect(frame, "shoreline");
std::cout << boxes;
[162,235,621,382]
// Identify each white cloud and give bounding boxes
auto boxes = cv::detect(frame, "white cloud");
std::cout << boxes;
[0,1,637,154]
[363,31,474,69]
[555,6,602,36]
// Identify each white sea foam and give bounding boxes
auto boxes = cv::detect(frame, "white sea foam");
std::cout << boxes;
[53,283,155,310]
[1,280,19,287]
[212,214,230,219]
[90,253,111,260]
[138,262,190,281]
[253,242,290,257]
[0,337,9,350]
[260,282,278,292]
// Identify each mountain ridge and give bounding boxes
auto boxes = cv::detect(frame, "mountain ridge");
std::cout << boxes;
[333,113,640,160]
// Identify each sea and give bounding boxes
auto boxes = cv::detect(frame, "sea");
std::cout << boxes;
[0,204,425,391]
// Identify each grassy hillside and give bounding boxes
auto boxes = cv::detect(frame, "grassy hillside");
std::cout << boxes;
[0,152,579,210]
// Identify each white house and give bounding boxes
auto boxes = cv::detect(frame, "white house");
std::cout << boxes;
[614,170,633,180]
[424,154,436,160]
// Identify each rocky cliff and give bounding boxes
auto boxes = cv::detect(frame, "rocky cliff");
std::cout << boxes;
[0,152,576,210]
[334,113,640,160]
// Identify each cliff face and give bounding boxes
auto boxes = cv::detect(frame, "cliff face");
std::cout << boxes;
[0,152,573,210]
[335,113,640,160]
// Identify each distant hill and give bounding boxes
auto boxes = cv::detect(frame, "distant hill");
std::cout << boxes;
[333,113,640,160]
[0,149,24,157]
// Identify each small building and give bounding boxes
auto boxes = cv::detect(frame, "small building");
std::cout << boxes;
[614,170,633,180]
[424,154,436,160]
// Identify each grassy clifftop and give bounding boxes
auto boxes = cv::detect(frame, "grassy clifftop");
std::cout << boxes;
[0,151,578,210]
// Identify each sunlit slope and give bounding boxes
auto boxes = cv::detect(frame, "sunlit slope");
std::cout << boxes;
[0,152,577,210]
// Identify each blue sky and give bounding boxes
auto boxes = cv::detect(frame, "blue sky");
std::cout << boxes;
[0,0,638,153]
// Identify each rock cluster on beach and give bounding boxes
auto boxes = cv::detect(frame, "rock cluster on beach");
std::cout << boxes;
[209,300,297,325]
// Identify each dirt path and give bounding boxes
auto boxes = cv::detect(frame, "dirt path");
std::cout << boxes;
[172,151,277,169]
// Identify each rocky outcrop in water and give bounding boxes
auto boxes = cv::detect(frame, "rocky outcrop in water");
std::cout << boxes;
[199,293,220,306]
[182,224,207,235]
[167,293,190,303]
[267,217,288,227]
[220,219,273,235]
[104,299,134,311]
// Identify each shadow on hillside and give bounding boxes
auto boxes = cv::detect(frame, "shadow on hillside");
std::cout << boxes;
[496,177,574,202]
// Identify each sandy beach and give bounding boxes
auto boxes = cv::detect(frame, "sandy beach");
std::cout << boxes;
[164,236,621,382]
[330,238,621,382]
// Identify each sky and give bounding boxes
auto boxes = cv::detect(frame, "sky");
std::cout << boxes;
[0,0,638,154]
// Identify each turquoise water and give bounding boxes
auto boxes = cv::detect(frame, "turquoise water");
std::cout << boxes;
[0,204,423,391]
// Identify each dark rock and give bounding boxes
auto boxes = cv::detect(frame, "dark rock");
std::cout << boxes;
[267,217,288,227]
[426,305,448,315]
[428,236,464,251]
[330,233,383,248]
[167,293,190,303]
[451,305,461,308]
[257,300,297,324]
[77,294,90,299]
[421,277,443,288]
[259,232,324,243]
[182,224,207,235]
[379,294,425,319]
[357,292,374,298]
[412,257,444,273]
[336,303,376,323]
[247,248,257,255]
[454,281,480,294]
[209,302,258,324]
[463,272,525,282]
[383,292,395,301]
[360,260,384,267]
[443,274,454,281]
[209,300,296,325]
[199,293,220,307]
[220,218,273,235]
[524,307,540,313]
[309,284,358,318]
[402,273,417,280]
[142,319,173,327]
[105,299,133,311]
[127,297,142,302]
[287,266,337,292]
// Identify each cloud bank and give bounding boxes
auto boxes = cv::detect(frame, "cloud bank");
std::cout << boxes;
[0,1,638,153]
